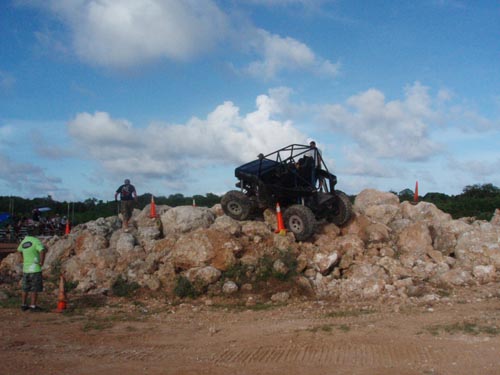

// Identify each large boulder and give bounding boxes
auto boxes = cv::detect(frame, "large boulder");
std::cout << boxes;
[161,206,215,238]
[354,189,400,218]
[170,229,237,271]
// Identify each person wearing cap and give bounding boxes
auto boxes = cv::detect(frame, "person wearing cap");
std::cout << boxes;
[18,235,47,312]
[115,179,138,231]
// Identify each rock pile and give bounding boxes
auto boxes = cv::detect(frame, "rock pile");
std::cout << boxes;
[2,189,500,302]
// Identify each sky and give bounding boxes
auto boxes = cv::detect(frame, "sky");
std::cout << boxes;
[0,0,499,202]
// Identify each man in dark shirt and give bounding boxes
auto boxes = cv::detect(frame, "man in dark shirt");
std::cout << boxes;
[115,179,138,231]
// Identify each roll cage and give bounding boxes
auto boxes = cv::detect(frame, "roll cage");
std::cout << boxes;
[234,144,338,207]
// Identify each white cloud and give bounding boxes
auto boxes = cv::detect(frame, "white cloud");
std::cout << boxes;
[244,29,340,80]
[321,82,442,162]
[340,147,401,178]
[67,90,306,183]
[23,0,340,78]
[0,154,62,195]
[44,0,228,68]
[448,157,500,178]
[447,106,497,132]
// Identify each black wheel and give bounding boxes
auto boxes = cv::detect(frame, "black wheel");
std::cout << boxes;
[221,190,252,221]
[328,190,352,226]
[283,204,316,241]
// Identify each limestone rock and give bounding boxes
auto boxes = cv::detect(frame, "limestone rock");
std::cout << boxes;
[161,206,215,238]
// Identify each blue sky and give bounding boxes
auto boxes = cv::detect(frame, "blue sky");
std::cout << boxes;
[1,0,499,202]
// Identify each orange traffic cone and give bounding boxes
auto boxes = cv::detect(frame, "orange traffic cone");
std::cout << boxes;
[150,195,157,218]
[274,203,286,235]
[64,220,70,235]
[54,275,67,313]
[414,181,419,203]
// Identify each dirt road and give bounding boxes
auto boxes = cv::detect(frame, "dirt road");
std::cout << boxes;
[2,288,500,375]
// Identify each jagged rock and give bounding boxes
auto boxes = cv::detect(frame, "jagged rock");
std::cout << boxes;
[354,189,400,214]
[161,206,215,238]
[295,275,314,294]
[429,220,471,256]
[273,259,289,275]
[361,223,391,244]
[273,232,296,250]
[336,235,365,270]
[491,208,500,226]
[438,268,473,286]
[295,253,308,273]
[364,204,400,225]
[397,222,433,258]
[3,189,500,301]
[313,252,339,275]
[472,265,496,284]
[400,201,452,223]
[170,232,215,270]
[186,266,221,289]
[271,291,290,302]
[241,221,272,239]
[170,230,236,271]
[454,223,500,268]
[222,280,238,294]
[210,203,224,217]
[341,264,388,300]
[211,215,242,235]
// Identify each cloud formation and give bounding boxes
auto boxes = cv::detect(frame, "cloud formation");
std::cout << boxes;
[0,154,62,196]
[321,82,442,162]
[26,0,338,79]
[44,0,228,67]
[243,29,340,79]
[67,89,306,184]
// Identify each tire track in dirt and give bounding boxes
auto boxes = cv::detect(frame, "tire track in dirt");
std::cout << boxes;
[214,342,438,367]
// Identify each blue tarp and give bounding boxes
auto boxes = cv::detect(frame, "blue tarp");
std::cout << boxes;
[0,213,11,224]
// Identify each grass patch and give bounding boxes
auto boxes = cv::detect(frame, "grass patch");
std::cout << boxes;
[338,324,351,332]
[112,276,140,297]
[254,250,298,283]
[0,289,21,308]
[325,308,376,318]
[307,324,350,333]
[425,321,500,336]
[173,276,199,299]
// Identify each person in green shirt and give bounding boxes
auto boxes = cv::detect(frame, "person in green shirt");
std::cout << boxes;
[17,235,47,312]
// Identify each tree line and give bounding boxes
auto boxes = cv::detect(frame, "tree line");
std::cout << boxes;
[1,183,499,226]
[0,193,221,226]
[397,183,500,221]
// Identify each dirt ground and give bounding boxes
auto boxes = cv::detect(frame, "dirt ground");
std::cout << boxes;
[2,285,500,375]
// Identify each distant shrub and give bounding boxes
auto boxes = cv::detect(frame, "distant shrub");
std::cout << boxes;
[112,275,140,297]
[174,276,198,299]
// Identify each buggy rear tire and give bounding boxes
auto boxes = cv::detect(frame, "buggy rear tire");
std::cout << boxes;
[221,190,252,221]
[328,190,352,226]
[283,204,316,241]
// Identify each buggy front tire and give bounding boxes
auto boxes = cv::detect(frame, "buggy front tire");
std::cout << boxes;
[283,204,316,241]
[221,190,252,221]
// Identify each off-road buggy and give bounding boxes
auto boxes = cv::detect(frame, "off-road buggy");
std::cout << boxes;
[221,144,353,241]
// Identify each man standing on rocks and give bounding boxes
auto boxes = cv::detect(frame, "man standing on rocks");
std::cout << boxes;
[18,235,47,312]
[115,179,138,231]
